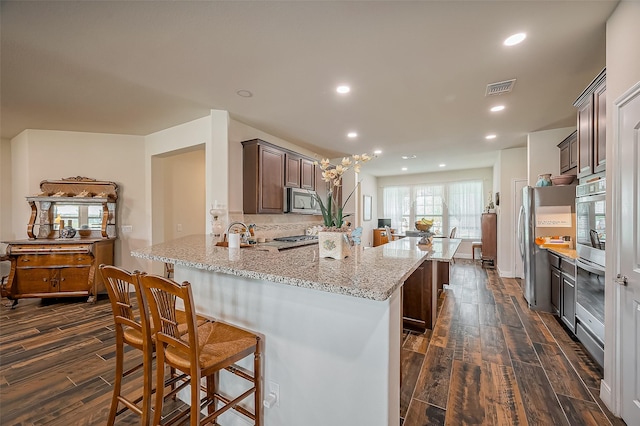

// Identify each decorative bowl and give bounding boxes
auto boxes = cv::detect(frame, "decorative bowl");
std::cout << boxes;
[415,222,432,232]
[550,175,575,186]
[78,229,92,238]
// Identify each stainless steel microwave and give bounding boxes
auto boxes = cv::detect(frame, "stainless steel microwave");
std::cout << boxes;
[285,187,322,215]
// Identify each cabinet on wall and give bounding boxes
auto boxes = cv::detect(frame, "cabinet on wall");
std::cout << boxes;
[1,177,117,306]
[243,139,321,214]
[242,139,285,214]
[574,69,606,178]
[558,130,578,175]
[481,213,497,268]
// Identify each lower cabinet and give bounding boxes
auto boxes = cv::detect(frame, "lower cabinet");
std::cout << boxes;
[403,260,433,332]
[548,251,576,333]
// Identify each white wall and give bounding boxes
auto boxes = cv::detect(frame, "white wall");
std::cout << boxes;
[0,138,12,239]
[495,147,527,277]
[602,0,640,415]
[358,172,378,247]
[8,130,145,271]
[527,127,575,186]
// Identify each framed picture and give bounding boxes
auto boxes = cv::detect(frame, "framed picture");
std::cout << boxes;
[363,195,372,221]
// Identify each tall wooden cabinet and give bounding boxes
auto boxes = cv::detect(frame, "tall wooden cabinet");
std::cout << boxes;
[481,213,497,268]
[1,177,117,306]
[242,139,286,214]
[402,260,433,332]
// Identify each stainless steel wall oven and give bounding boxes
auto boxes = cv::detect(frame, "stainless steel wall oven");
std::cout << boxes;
[574,178,605,367]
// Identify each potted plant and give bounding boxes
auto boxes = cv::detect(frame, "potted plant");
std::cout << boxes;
[314,154,373,259]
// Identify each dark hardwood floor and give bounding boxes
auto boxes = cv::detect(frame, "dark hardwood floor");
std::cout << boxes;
[401,260,626,426]
[0,261,626,425]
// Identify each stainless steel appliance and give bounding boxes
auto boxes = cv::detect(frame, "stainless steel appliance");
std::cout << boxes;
[574,178,606,367]
[273,235,318,242]
[518,185,576,311]
[284,188,321,215]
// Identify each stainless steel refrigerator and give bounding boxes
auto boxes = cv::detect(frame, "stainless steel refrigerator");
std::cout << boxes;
[517,185,576,311]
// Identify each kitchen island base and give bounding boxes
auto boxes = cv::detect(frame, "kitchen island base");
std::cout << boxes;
[176,264,401,426]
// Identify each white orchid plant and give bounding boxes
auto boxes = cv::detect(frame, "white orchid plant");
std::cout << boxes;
[315,153,372,229]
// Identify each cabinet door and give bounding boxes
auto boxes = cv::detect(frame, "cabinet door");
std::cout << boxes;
[481,213,497,266]
[569,133,578,169]
[551,267,561,315]
[593,82,606,173]
[259,147,285,213]
[576,100,593,178]
[14,267,55,295]
[559,142,571,174]
[59,266,92,293]
[561,275,576,332]
[301,158,315,190]
[285,154,301,188]
[403,263,425,331]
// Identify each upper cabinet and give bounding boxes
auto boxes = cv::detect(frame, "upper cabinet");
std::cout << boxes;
[574,69,606,178]
[242,139,285,214]
[242,139,320,214]
[558,130,578,175]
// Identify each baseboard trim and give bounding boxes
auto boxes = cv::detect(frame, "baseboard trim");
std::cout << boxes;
[599,379,614,414]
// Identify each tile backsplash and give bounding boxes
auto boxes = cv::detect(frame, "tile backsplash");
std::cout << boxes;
[228,212,323,240]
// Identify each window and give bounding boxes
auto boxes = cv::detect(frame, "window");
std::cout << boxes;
[383,180,484,238]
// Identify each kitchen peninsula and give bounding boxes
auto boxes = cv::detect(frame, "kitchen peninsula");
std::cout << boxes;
[131,235,460,426]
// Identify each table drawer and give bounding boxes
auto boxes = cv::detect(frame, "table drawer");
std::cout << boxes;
[17,253,93,267]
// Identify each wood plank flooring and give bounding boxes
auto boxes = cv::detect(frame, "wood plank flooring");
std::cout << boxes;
[401,261,626,426]
[0,261,627,425]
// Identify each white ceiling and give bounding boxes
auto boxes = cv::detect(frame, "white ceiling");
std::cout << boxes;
[1,1,617,176]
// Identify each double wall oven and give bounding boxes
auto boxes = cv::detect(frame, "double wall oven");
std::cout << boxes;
[575,178,606,367]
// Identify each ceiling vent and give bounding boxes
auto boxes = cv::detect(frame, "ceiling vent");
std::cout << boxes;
[485,79,516,96]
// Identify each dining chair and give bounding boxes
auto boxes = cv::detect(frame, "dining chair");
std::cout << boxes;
[139,273,263,426]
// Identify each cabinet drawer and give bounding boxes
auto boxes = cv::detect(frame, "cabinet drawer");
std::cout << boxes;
[560,258,575,277]
[17,253,93,267]
[548,252,561,269]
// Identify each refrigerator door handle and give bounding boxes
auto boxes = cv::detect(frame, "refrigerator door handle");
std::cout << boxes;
[517,205,525,260]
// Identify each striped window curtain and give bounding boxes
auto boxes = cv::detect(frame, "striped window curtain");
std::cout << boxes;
[383,186,411,232]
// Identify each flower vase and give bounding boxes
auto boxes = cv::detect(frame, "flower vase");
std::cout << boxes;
[318,231,351,259]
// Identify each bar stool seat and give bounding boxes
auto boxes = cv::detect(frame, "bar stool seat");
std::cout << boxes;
[140,274,263,426]
[471,241,482,260]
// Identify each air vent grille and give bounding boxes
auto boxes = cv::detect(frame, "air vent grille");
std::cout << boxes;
[486,79,516,96]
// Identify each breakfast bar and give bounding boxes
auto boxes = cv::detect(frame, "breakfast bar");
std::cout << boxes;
[131,235,460,426]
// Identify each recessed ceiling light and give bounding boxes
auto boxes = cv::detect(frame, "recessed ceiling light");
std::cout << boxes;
[504,32,526,46]
[439,163,446,168]
[490,105,505,112]
[486,134,497,140]
[336,85,351,94]
[236,89,253,97]
[401,167,408,171]
[373,149,382,155]
[347,132,358,138]
[401,155,417,160]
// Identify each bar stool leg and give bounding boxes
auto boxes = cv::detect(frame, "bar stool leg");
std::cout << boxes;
[107,331,124,426]
[255,341,263,425]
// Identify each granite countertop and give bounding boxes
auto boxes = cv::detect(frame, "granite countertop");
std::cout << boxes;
[545,246,578,260]
[131,235,461,301]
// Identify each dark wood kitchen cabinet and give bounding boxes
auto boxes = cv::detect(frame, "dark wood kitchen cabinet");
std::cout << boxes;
[242,139,285,214]
[481,213,497,268]
[574,69,606,178]
[558,130,578,175]
[285,153,301,188]
[403,260,433,332]
[301,158,315,190]
[560,257,576,332]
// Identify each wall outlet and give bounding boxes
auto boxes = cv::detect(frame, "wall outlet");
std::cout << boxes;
[263,381,280,408]
[177,223,183,232]
[121,225,133,233]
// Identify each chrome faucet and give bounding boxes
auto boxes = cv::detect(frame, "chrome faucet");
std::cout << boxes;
[227,221,250,243]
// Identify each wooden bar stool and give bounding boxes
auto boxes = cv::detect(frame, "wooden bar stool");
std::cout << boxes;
[99,265,206,425]
[139,274,263,426]
[471,241,482,261]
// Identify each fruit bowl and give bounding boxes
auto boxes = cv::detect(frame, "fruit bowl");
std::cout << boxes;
[550,175,575,186]
[415,221,433,232]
